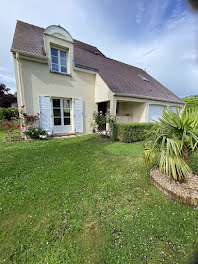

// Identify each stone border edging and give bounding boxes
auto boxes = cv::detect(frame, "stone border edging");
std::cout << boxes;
[150,168,198,207]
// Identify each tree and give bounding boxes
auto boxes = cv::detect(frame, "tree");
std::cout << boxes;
[144,108,198,182]
[182,95,198,110]
[189,0,198,10]
[0,83,17,108]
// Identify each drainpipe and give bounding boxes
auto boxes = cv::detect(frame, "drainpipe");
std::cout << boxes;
[16,52,27,138]
[16,52,24,108]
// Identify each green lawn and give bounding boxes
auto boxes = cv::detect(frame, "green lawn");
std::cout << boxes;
[0,134,198,264]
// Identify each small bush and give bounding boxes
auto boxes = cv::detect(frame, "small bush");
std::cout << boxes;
[92,111,117,136]
[0,107,18,120]
[112,122,154,143]
[24,127,51,140]
[0,116,21,138]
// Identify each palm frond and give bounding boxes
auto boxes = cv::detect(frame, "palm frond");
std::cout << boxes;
[144,106,198,181]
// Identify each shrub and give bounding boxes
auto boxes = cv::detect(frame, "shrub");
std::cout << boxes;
[0,107,18,120]
[92,111,117,136]
[144,108,198,182]
[92,111,107,132]
[112,122,154,142]
[24,127,51,140]
[20,105,39,124]
[0,116,21,139]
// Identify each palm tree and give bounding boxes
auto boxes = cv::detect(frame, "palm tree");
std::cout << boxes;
[144,107,198,182]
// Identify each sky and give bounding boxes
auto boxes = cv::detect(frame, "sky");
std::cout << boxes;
[0,0,198,97]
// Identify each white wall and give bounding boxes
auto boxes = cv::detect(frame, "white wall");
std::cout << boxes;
[14,57,97,133]
[95,74,114,103]
[117,101,146,123]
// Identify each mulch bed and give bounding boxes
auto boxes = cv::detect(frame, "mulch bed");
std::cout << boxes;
[96,135,110,141]
[150,167,198,207]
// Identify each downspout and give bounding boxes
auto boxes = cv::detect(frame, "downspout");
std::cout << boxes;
[16,52,24,107]
[16,52,27,138]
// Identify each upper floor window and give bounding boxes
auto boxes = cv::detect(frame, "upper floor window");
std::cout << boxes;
[51,47,67,74]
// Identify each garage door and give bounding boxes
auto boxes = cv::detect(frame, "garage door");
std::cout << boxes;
[170,106,180,113]
[148,105,165,122]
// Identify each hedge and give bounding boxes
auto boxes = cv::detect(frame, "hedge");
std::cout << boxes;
[0,107,19,120]
[112,122,154,143]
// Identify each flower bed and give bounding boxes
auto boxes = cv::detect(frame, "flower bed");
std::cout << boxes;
[0,105,52,141]
[150,167,198,207]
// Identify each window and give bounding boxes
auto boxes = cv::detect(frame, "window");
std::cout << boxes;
[51,48,67,73]
[63,99,71,125]
[138,74,150,82]
[52,98,71,126]
[53,98,61,125]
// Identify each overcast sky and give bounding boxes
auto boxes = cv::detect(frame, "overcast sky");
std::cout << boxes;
[0,0,198,97]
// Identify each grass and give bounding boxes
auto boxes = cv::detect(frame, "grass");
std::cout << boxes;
[0,134,198,263]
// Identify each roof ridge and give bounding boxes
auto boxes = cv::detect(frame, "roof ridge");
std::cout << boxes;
[17,20,45,30]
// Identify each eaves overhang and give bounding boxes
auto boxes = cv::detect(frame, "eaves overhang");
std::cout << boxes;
[114,92,185,105]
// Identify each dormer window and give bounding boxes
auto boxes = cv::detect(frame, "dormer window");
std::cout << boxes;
[51,47,67,73]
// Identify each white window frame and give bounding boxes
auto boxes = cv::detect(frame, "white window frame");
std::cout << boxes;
[52,98,72,127]
[50,47,67,74]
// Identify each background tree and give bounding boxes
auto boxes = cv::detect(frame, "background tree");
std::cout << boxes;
[0,83,17,108]
[182,95,198,110]
[188,0,198,10]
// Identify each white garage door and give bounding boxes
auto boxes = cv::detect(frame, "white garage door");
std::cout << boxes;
[170,106,178,113]
[148,105,165,122]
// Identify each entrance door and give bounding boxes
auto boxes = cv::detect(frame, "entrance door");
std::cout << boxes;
[97,102,107,130]
[98,102,107,115]
[52,98,72,134]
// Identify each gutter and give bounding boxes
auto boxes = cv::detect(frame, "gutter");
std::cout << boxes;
[114,92,185,105]
[11,48,48,63]
[73,66,97,75]
[74,63,98,72]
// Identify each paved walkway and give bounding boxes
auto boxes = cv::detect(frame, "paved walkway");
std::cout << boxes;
[53,133,93,139]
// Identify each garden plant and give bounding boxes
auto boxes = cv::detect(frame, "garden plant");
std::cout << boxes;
[92,111,116,136]
[0,105,51,141]
[144,107,198,182]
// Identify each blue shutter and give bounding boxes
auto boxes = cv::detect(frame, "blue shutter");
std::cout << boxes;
[39,96,53,132]
[74,98,83,133]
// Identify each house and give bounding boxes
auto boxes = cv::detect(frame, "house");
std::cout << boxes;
[11,20,184,134]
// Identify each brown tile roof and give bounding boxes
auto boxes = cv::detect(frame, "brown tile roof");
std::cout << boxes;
[11,20,184,104]
[12,20,46,56]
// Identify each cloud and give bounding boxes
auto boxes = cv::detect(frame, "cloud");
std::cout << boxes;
[0,73,15,84]
[0,73,16,93]
[0,0,197,98]
[105,3,198,97]
[136,1,146,24]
